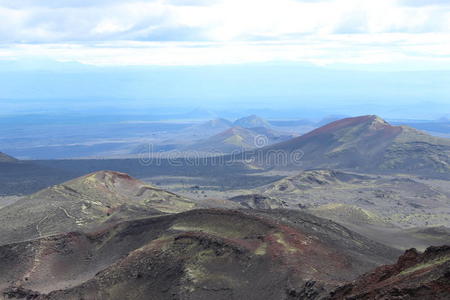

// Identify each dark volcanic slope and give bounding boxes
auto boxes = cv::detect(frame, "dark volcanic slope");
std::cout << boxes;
[0,152,17,163]
[254,115,450,177]
[0,170,196,245]
[0,209,400,300]
[328,246,450,299]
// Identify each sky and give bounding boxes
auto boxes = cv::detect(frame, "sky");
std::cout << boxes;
[0,0,449,120]
[0,0,449,67]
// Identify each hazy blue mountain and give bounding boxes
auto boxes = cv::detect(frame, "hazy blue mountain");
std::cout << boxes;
[233,115,271,129]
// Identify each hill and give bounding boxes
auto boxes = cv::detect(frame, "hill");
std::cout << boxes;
[184,126,294,153]
[307,203,450,251]
[220,169,450,250]
[183,118,233,138]
[0,209,400,300]
[0,152,17,163]
[233,115,271,129]
[252,115,450,177]
[187,126,258,152]
[0,170,197,245]
[258,169,450,228]
[328,246,450,299]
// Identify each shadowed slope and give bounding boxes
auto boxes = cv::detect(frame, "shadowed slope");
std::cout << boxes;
[0,152,17,163]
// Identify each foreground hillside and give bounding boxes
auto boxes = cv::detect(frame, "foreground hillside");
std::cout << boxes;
[328,246,450,299]
[0,114,449,299]
[0,209,399,300]
[0,166,447,299]
[225,169,450,250]
[0,171,197,245]
[252,115,450,178]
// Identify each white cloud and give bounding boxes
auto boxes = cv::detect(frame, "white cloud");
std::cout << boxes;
[399,0,450,7]
[1,0,449,42]
[1,34,450,68]
[0,0,449,66]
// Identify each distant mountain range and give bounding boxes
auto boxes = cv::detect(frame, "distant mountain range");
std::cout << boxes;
[5,113,449,160]
[190,115,272,132]
[178,116,293,153]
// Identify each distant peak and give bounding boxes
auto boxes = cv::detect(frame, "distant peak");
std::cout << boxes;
[233,115,271,129]
[329,115,386,127]
[364,115,392,130]
[294,115,399,141]
[325,115,392,129]
[367,115,388,123]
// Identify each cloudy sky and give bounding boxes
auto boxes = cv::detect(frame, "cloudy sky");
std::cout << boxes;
[0,0,449,67]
